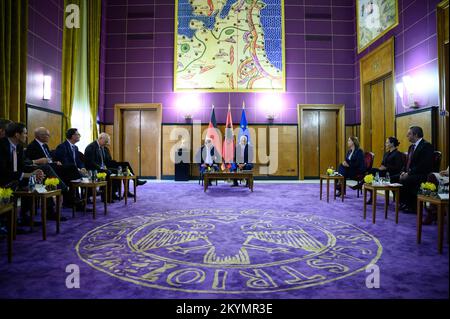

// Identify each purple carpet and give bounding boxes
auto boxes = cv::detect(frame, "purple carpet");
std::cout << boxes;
[0,182,448,299]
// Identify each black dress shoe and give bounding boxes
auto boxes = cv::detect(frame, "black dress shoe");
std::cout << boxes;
[112,194,120,200]
[335,190,342,197]
[366,198,372,205]
[137,179,147,186]
[127,192,135,198]
[47,214,68,221]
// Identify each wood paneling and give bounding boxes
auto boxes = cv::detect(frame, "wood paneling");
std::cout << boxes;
[360,37,395,151]
[141,110,159,177]
[303,111,319,177]
[26,106,62,150]
[396,108,436,153]
[319,111,337,173]
[371,80,385,166]
[104,124,114,156]
[162,125,192,176]
[384,76,395,145]
[273,126,298,176]
[122,110,140,175]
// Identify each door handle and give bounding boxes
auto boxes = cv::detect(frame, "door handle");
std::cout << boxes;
[137,146,140,153]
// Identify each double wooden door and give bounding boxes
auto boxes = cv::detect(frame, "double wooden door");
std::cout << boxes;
[368,76,394,167]
[303,110,338,178]
[117,105,161,178]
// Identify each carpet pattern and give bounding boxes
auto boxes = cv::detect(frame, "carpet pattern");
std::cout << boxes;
[0,182,448,299]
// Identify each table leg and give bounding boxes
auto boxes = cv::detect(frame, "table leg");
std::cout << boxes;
[326,179,330,203]
[363,187,367,220]
[56,195,61,234]
[108,180,112,204]
[84,188,88,215]
[320,178,323,200]
[104,185,108,215]
[251,178,254,192]
[438,204,443,254]
[30,196,35,231]
[395,190,399,224]
[13,199,18,240]
[72,186,76,218]
[93,187,97,219]
[341,179,344,202]
[333,180,336,201]
[41,197,47,240]
[417,199,423,244]
[134,178,137,202]
[7,208,13,263]
[384,190,388,219]
[124,180,128,205]
[372,190,377,224]
[204,177,208,192]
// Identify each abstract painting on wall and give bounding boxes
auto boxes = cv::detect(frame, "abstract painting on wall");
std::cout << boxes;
[174,0,285,92]
[356,0,398,53]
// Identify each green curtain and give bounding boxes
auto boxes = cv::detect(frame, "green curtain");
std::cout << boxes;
[88,0,101,140]
[0,0,28,122]
[61,0,81,134]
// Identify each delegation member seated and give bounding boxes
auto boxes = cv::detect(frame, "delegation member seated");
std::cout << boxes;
[0,122,46,225]
[232,135,254,187]
[398,126,434,213]
[364,136,404,204]
[336,136,365,197]
[195,137,219,185]
[423,166,449,224]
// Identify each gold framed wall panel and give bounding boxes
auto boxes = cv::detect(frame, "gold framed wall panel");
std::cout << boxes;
[26,104,63,150]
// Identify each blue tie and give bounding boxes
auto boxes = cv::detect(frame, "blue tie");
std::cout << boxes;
[72,145,77,164]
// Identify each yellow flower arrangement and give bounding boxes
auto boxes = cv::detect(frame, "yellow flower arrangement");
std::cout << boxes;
[97,172,107,180]
[0,187,13,202]
[326,168,334,175]
[44,177,60,189]
[420,182,436,192]
[364,174,374,184]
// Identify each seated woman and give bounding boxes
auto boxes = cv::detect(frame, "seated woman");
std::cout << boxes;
[336,136,365,197]
[364,136,404,204]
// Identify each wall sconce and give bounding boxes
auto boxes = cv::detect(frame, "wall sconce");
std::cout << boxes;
[43,75,52,100]
[176,93,199,122]
[259,94,282,122]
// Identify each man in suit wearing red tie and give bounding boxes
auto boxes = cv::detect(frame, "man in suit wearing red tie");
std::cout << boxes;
[399,126,434,213]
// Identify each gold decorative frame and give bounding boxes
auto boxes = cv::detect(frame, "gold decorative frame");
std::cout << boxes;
[173,0,286,92]
[356,0,398,53]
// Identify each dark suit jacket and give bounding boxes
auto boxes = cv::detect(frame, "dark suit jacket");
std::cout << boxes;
[345,148,365,175]
[53,140,84,169]
[403,139,434,177]
[195,145,218,165]
[234,144,253,164]
[25,139,53,161]
[84,141,108,171]
[381,149,403,176]
[0,137,26,186]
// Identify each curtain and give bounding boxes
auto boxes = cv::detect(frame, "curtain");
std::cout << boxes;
[62,0,81,134]
[0,0,28,122]
[88,0,101,141]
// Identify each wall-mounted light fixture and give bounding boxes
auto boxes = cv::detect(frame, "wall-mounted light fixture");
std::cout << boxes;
[43,75,52,100]
[176,93,200,122]
[259,94,282,122]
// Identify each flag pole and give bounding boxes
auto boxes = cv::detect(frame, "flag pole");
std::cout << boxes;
[242,101,245,109]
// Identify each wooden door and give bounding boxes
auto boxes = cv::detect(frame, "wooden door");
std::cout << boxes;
[303,110,319,177]
[302,110,338,178]
[369,76,395,167]
[319,110,337,174]
[140,110,159,177]
[122,110,140,175]
[370,80,385,167]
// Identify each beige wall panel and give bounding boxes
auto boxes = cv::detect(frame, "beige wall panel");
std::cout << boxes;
[396,112,433,153]
[27,107,62,150]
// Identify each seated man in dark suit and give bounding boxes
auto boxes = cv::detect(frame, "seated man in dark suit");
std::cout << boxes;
[84,133,121,200]
[232,135,254,186]
[399,126,434,213]
[0,122,45,224]
[54,128,87,175]
[195,137,219,185]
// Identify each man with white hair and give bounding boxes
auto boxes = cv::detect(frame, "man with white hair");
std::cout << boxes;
[232,135,254,186]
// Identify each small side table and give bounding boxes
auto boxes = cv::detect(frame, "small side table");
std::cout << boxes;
[363,183,401,224]
[109,175,137,205]
[0,203,14,262]
[14,189,62,240]
[71,180,108,219]
[417,194,449,254]
[319,174,345,203]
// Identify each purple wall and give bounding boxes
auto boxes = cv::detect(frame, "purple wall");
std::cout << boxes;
[99,0,108,122]
[26,0,63,112]
[102,0,356,124]
[354,0,441,123]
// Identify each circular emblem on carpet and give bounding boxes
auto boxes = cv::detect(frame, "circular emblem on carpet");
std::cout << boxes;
[76,209,382,293]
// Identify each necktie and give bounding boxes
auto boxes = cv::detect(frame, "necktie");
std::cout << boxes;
[12,145,18,172]
[72,145,77,164]
[99,147,105,167]
[406,144,415,171]
[42,144,51,158]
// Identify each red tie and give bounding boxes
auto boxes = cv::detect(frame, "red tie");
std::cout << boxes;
[406,144,415,171]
